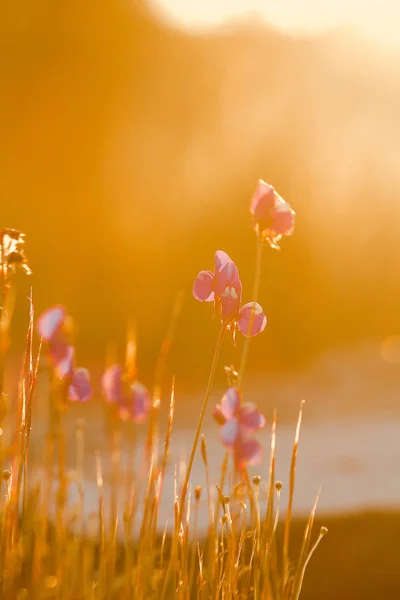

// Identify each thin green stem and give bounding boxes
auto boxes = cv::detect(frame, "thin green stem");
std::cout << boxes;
[179,324,225,520]
[238,235,264,388]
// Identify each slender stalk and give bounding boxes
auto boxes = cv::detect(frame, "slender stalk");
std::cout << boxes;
[238,235,264,388]
[178,323,224,520]
[109,412,121,536]
[95,451,106,597]
[292,488,321,600]
[282,400,305,581]
[200,434,213,528]
[209,450,229,597]
[147,291,184,465]
[292,527,328,599]
[0,233,6,400]
[0,234,7,401]
[189,493,200,590]
[161,324,224,600]
[157,378,175,510]
[55,393,67,600]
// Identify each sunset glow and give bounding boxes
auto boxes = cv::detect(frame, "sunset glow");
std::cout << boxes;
[151,0,400,46]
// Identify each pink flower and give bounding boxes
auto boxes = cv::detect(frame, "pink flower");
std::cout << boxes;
[37,305,92,402]
[38,305,73,375]
[37,305,67,343]
[50,343,75,379]
[193,250,241,305]
[102,363,150,423]
[68,368,92,402]
[213,387,266,469]
[220,288,266,341]
[251,180,295,249]
[193,251,267,342]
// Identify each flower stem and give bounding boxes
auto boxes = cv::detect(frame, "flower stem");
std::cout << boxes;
[238,235,264,388]
[0,234,7,401]
[178,323,225,521]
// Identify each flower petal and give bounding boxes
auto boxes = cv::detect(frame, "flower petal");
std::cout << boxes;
[237,403,266,432]
[220,283,242,323]
[250,180,276,221]
[37,306,66,342]
[237,302,267,337]
[213,404,227,425]
[271,202,295,236]
[219,387,240,420]
[220,418,239,447]
[235,437,263,467]
[50,343,74,378]
[214,260,240,296]
[102,363,124,404]
[68,368,92,402]
[131,381,151,423]
[193,270,215,302]
[214,250,233,273]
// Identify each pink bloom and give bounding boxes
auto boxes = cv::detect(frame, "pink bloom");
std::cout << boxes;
[50,346,92,402]
[37,305,67,343]
[193,251,267,342]
[50,343,75,379]
[251,180,295,249]
[193,250,241,305]
[102,363,150,423]
[214,387,266,469]
[220,289,267,343]
[102,364,123,404]
[38,305,75,376]
[37,306,92,403]
[68,368,92,402]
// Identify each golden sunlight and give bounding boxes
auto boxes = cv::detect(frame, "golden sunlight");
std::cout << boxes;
[151,0,400,46]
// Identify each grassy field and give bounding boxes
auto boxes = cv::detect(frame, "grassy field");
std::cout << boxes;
[0,182,395,599]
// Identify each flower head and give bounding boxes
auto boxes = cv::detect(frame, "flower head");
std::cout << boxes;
[37,305,68,343]
[193,251,267,343]
[37,305,92,402]
[68,368,92,402]
[193,250,241,305]
[50,343,75,378]
[37,305,74,375]
[214,387,266,469]
[220,284,267,344]
[102,363,150,423]
[251,180,295,249]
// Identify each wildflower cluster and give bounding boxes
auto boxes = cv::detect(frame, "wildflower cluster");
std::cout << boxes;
[102,363,150,422]
[192,179,295,468]
[213,387,266,468]
[0,180,329,600]
[193,250,267,343]
[37,305,92,402]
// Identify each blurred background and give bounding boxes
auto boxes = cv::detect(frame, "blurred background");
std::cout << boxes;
[1,0,400,383]
[1,1,400,596]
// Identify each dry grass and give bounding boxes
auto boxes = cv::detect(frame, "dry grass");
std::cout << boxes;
[0,227,326,599]
[0,323,326,598]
